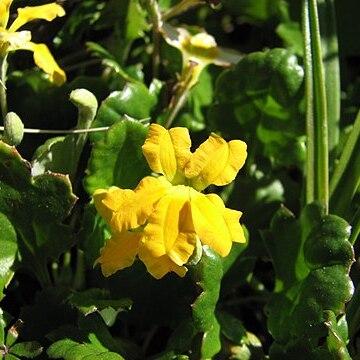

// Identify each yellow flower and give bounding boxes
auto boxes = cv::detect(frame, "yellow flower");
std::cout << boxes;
[161,22,242,87]
[94,124,247,279]
[0,1,66,85]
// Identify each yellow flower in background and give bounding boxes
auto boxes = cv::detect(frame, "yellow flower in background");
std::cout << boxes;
[161,22,242,87]
[94,124,247,279]
[0,1,66,85]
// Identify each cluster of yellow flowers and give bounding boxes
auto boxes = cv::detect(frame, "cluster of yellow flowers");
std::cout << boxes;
[0,0,66,85]
[94,124,248,279]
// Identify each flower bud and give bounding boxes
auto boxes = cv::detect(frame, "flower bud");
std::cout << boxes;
[70,88,98,125]
[3,112,24,146]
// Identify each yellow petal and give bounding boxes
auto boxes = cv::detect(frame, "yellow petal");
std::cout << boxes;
[143,185,197,266]
[95,231,143,277]
[205,194,246,243]
[94,176,171,233]
[168,127,192,172]
[185,133,247,190]
[190,191,233,257]
[0,30,31,50]
[8,3,65,32]
[30,43,66,85]
[142,124,176,180]
[93,186,122,224]
[0,0,13,28]
[142,124,192,182]
[190,33,217,50]
[138,243,187,279]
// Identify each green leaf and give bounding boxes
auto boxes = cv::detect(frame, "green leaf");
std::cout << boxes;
[222,0,283,24]
[47,339,125,360]
[55,1,107,49]
[9,341,43,358]
[19,287,77,341]
[31,89,98,180]
[90,81,159,142]
[95,0,149,64]
[0,142,77,286]
[78,204,111,267]
[0,213,17,301]
[191,246,223,359]
[276,22,304,56]
[5,320,23,348]
[217,311,247,344]
[323,312,351,359]
[4,354,20,360]
[84,119,151,195]
[264,202,354,355]
[173,67,217,131]
[68,288,132,318]
[209,48,305,168]
[0,308,6,345]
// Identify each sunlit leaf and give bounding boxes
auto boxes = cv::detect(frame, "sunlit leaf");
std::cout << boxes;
[84,119,151,195]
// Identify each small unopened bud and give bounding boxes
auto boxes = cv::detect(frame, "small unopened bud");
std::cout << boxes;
[3,112,24,146]
[70,88,98,125]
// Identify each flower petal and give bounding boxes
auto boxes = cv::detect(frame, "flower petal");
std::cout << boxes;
[205,194,246,243]
[94,176,171,233]
[168,127,192,172]
[93,186,122,224]
[95,231,143,277]
[142,124,192,182]
[138,243,187,279]
[143,185,197,266]
[28,42,66,85]
[8,3,65,32]
[0,30,31,50]
[190,191,233,257]
[185,133,247,190]
[213,47,242,67]
[0,0,13,28]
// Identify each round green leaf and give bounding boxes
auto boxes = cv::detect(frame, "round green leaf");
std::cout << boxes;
[84,119,150,194]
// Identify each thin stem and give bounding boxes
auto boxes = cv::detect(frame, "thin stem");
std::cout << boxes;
[349,207,360,246]
[302,0,315,205]
[329,108,360,197]
[309,0,329,212]
[165,61,197,128]
[143,0,162,79]
[162,0,205,21]
[302,0,329,212]
[320,0,340,156]
[346,283,360,340]
[0,119,150,135]
[0,126,110,134]
[0,55,8,121]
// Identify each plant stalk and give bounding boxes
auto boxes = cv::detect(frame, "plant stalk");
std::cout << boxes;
[302,0,329,212]
[0,55,8,121]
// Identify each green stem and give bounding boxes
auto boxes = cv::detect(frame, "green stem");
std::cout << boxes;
[162,0,205,21]
[165,62,196,128]
[329,108,360,197]
[349,207,360,246]
[33,259,52,288]
[302,0,315,205]
[346,283,360,341]
[143,0,162,79]
[303,0,329,212]
[73,249,85,290]
[0,55,8,121]
[319,0,340,158]
[330,138,360,218]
